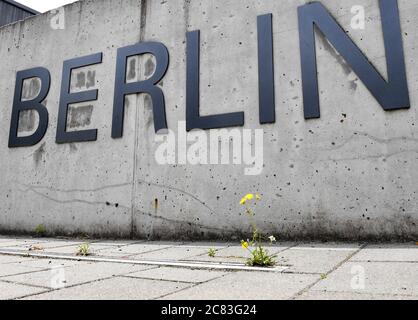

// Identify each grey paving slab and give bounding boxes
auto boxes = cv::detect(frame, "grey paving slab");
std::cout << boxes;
[3,262,154,289]
[129,246,210,261]
[161,272,319,300]
[0,263,47,277]
[42,244,118,255]
[29,241,87,249]
[184,244,291,264]
[10,257,81,269]
[216,244,292,257]
[0,255,33,264]
[296,291,418,300]
[90,240,144,246]
[182,242,234,248]
[96,243,176,257]
[3,240,86,251]
[278,248,357,274]
[311,261,418,296]
[0,240,41,248]
[0,280,48,300]
[351,244,418,262]
[294,242,363,250]
[127,267,228,283]
[185,255,248,264]
[24,277,192,300]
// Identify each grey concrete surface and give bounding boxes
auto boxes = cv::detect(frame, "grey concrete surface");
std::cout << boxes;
[0,0,417,240]
[23,277,192,300]
[0,237,417,300]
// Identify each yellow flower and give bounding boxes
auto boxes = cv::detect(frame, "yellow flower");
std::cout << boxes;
[240,194,254,205]
[246,194,254,200]
[241,241,249,249]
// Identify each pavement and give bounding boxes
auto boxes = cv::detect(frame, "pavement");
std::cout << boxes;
[0,236,417,300]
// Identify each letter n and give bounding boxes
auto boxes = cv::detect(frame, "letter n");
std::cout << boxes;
[298,0,410,119]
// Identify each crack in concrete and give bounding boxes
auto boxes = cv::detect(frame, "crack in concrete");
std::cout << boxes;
[17,187,125,208]
[10,265,160,300]
[321,131,418,152]
[290,149,418,163]
[152,272,231,300]
[16,187,231,234]
[16,182,131,194]
[135,209,237,233]
[289,243,367,300]
[15,181,233,234]
[136,179,216,215]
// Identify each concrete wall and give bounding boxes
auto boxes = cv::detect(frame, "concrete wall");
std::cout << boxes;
[0,0,417,240]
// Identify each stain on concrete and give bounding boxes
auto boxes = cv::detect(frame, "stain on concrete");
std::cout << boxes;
[317,30,352,75]
[18,110,36,133]
[75,72,86,89]
[144,94,153,110]
[33,142,46,165]
[22,78,41,100]
[127,58,137,81]
[69,143,78,152]
[75,71,96,89]
[144,94,154,128]
[144,57,155,77]
[86,71,96,89]
[74,70,96,89]
[67,105,93,129]
[350,79,358,91]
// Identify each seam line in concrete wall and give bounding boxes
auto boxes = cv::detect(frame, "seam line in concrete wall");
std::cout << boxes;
[130,0,149,238]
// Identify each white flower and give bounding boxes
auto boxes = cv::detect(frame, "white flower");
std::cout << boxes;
[268,236,277,243]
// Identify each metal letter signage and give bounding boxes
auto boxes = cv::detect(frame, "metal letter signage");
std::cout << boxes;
[257,14,276,124]
[298,0,410,119]
[186,30,245,131]
[56,53,103,143]
[6,0,411,148]
[112,42,169,138]
[8,67,51,148]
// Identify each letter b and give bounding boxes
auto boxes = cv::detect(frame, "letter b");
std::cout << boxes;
[8,67,50,148]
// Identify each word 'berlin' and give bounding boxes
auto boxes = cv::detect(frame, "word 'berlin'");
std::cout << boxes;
[8,0,410,148]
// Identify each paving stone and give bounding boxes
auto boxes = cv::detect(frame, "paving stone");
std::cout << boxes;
[0,240,41,249]
[351,244,418,262]
[311,261,418,296]
[3,240,86,251]
[42,244,118,255]
[96,243,176,257]
[0,281,48,300]
[0,238,416,300]
[160,272,319,300]
[11,257,81,269]
[216,244,292,258]
[278,248,356,274]
[0,255,33,264]
[294,242,362,250]
[90,240,144,246]
[2,262,154,289]
[0,263,47,277]
[184,244,292,264]
[185,256,249,264]
[129,246,209,261]
[182,242,233,248]
[24,277,191,300]
[296,290,418,300]
[127,267,227,283]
